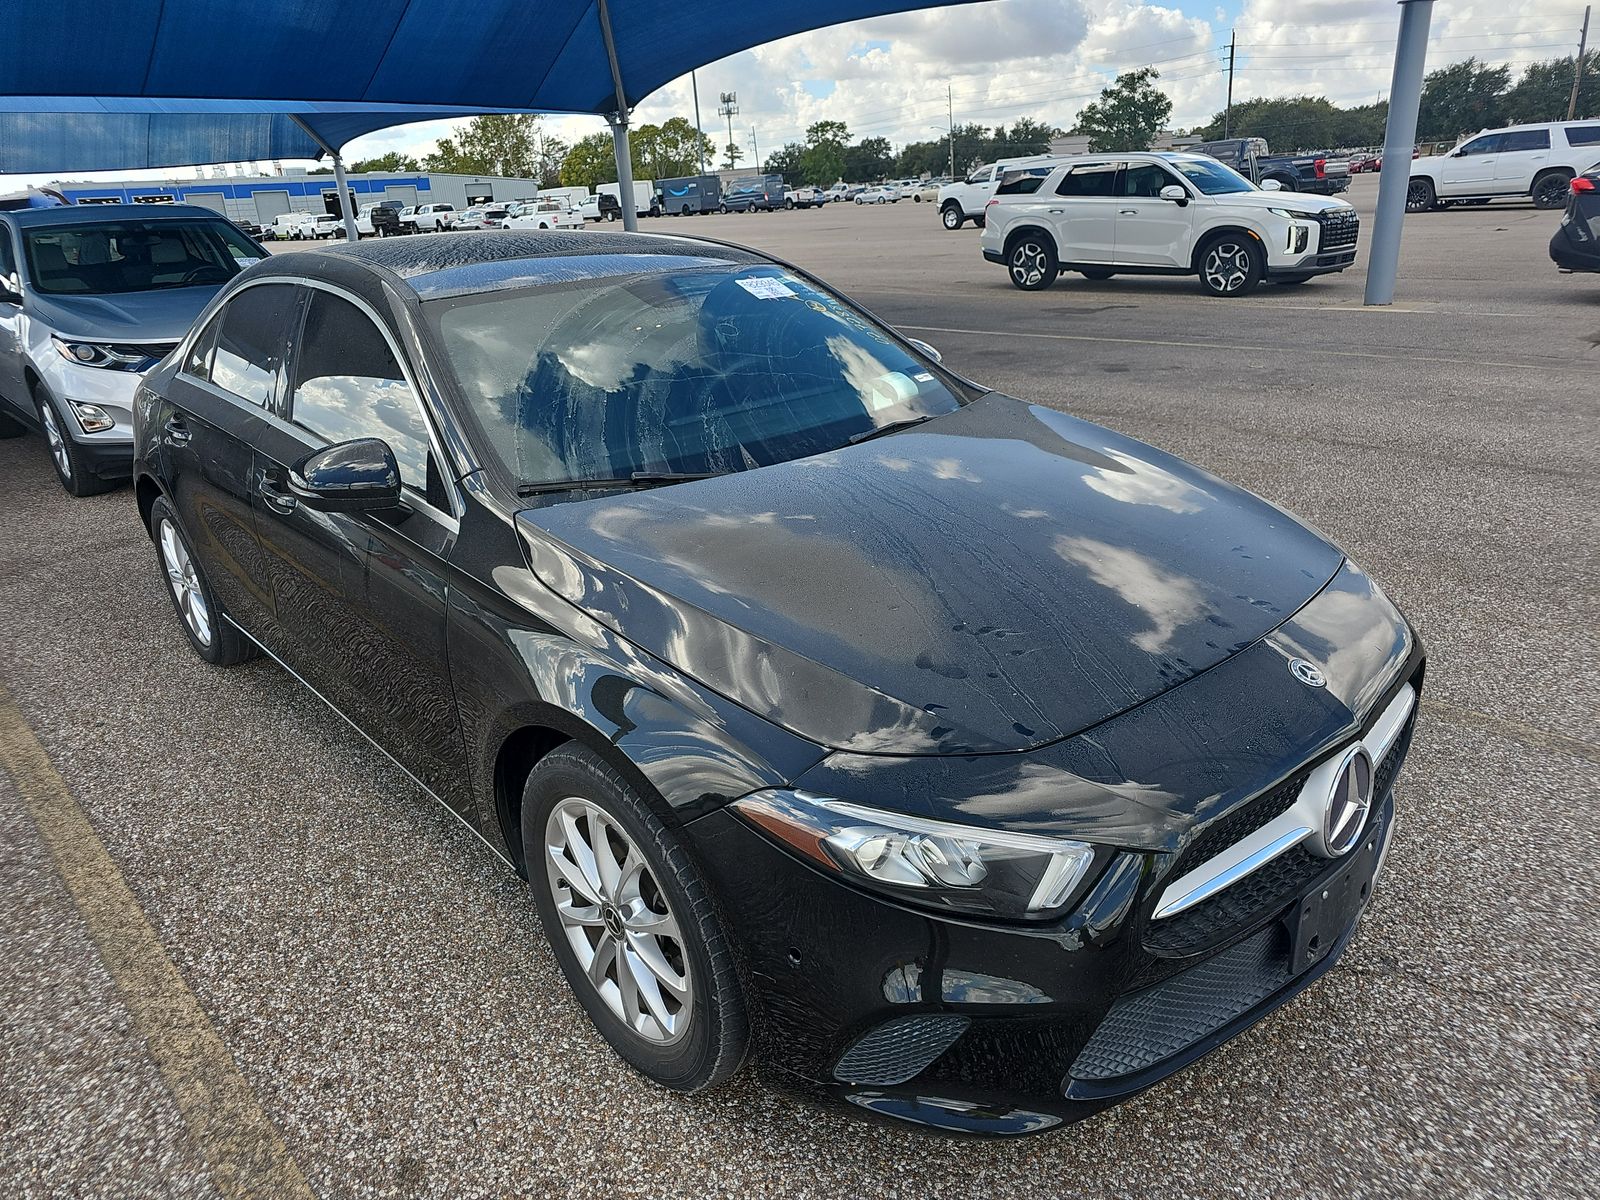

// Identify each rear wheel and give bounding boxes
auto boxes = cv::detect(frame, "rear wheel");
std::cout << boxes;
[1007,234,1058,291]
[941,202,964,230]
[1197,234,1263,297]
[523,745,747,1092]
[1532,170,1573,210]
[1405,178,1436,213]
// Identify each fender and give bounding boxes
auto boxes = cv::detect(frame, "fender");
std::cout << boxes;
[1190,224,1267,271]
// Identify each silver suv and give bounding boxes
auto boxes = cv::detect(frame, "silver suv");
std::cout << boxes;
[0,203,267,495]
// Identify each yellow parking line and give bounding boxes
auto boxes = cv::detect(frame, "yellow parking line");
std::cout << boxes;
[0,682,316,1200]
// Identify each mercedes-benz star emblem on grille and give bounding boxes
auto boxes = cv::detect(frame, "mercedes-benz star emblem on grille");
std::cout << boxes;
[1312,745,1374,858]
[1289,658,1327,688]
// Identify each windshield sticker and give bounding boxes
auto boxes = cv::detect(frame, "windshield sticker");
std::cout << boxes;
[736,276,795,299]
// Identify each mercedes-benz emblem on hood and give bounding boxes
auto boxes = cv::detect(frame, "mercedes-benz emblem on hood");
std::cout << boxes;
[1311,744,1374,857]
[1289,658,1327,688]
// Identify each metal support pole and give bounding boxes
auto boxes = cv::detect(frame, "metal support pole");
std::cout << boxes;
[595,0,638,231]
[1569,6,1591,121]
[692,70,707,175]
[750,125,761,173]
[331,153,358,242]
[1364,0,1434,307]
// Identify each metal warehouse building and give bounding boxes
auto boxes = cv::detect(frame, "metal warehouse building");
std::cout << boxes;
[54,170,548,224]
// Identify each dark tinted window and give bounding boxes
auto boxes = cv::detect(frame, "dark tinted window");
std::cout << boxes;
[0,228,15,283]
[183,312,222,381]
[289,291,434,494]
[211,283,299,407]
[1566,125,1600,146]
[20,219,264,296]
[1501,129,1550,151]
[996,167,1054,195]
[1056,163,1119,197]
[1457,134,1503,156]
[1122,163,1181,197]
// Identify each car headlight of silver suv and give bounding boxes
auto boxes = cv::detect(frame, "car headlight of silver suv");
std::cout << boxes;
[52,337,161,372]
[731,790,1098,919]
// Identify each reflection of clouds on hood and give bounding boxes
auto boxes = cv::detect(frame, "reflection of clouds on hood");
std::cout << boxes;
[1083,450,1208,514]
[1053,535,1205,654]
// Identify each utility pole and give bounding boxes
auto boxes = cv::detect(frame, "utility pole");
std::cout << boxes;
[718,92,739,170]
[947,83,956,178]
[1569,5,1591,121]
[750,126,761,173]
[1366,0,1434,305]
[1224,31,1237,139]
[691,70,706,174]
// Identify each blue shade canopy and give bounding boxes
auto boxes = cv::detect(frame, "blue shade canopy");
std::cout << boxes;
[0,99,535,174]
[1,1,972,115]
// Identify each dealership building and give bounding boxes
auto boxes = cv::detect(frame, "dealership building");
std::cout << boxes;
[52,169,549,224]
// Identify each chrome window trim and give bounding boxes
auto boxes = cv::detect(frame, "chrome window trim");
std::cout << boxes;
[174,274,463,527]
[1152,684,1417,921]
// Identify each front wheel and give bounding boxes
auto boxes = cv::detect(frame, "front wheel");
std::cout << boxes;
[1007,235,1058,291]
[941,202,964,230]
[149,497,258,666]
[1197,235,1263,297]
[1405,178,1436,213]
[1532,171,1573,210]
[35,387,115,497]
[523,745,748,1092]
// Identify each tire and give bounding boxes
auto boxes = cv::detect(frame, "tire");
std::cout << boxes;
[148,497,258,666]
[784,198,794,210]
[1006,233,1058,291]
[941,202,964,230]
[913,194,923,202]
[1079,269,1114,281]
[718,203,728,214]
[34,386,115,497]
[1197,234,1264,297]
[1405,178,1436,213]
[522,744,747,1093]
[1532,170,1573,210]
[973,214,986,228]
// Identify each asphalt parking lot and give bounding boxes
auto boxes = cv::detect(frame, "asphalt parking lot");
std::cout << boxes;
[2,175,1597,1198]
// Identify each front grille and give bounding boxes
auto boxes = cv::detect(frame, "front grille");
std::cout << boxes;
[833,1015,970,1085]
[1317,209,1360,251]
[1070,924,1293,1082]
[1170,769,1311,883]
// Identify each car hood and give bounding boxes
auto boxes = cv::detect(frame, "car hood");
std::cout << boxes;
[24,285,221,343]
[1216,190,1351,214]
[516,393,1344,755]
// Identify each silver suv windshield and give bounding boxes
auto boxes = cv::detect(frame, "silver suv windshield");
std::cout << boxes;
[1171,158,1257,195]
[21,219,264,296]
[428,262,966,489]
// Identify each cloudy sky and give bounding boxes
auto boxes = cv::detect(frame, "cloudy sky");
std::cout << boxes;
[4,0,1587,188]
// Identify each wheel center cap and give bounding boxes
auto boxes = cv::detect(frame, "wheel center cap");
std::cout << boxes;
[602,905,624,938]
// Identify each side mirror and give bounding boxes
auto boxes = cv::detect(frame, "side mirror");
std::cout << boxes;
[1159,184,1189,205]
[905,337,943,363]
[0,273,20,304]
[1260,178,1284,192]
[289,438,402,512]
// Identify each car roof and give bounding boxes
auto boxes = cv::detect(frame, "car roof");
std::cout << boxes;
[0,202,228,227]
[274,229,766,300]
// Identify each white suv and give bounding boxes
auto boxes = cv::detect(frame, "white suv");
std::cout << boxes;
[939,156,1064,229]
[1407,120,1600,211]
[979,152,1359,297]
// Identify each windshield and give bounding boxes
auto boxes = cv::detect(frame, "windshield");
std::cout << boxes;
[1171,158,1256,195]
[22,219,264,296]
[429,263,967,489]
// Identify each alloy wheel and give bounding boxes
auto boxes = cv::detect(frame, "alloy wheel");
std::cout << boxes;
[1203,242,1251,294]
[158,518,213,647]
[1010,241,1049,287]
[1532,174,1571,210]
[38,399,70,480]
[1405,180,1434,213]
[544,797,693,1045]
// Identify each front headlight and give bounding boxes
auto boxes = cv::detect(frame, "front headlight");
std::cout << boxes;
[1267,207,1315,220]
[52,337,159,372]
[730,790,1098,920]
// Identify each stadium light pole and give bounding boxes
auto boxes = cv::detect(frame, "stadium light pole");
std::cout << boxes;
[1364,0,1433,306]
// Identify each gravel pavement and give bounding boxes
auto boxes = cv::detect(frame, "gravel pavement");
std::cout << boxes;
[1,176,1596,1198]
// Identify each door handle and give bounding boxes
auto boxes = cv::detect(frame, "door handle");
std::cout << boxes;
[257,471,297,514]
[1048,208,1064,214]
[163,416,192,445]
[1119,208,1140,215]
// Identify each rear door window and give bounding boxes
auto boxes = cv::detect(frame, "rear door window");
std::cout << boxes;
[1056,163,1119,196]
[1501,129,1551,152]
[210,283,300,408]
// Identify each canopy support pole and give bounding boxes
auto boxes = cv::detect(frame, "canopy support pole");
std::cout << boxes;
[596,0,638,232]
[289,115,359,242]
[1364,0,1433,306]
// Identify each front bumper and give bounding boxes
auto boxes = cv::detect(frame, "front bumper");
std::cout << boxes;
[34,354,146,476]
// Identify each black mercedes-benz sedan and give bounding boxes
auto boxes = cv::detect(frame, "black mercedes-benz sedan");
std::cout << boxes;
[1550,161,1600,273]
[132,231,1423,1135]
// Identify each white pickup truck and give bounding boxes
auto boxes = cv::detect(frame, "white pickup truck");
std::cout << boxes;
[938,156,1065,230]
[400,203,456,233]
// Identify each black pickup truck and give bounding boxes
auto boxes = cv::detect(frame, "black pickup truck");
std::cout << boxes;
[1190,138,1351,195]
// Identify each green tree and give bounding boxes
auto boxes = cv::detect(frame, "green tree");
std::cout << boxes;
[1505,53,1599,123]
[1418,58,1511,143]
[348,151,420,173]
[991,117,1055,157]
[630,117,715,179]
[799,120,850,185]
[843,136,893,181]
[721,141,744,170]
[561,132,618,189]
[765,141,805,182]
[1070,68,1173,153]
[423,114,543,177]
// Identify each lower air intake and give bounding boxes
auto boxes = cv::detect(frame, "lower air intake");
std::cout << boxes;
[833,1015,971,1085]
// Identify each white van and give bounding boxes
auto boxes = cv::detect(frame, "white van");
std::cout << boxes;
[1407,120,1600,211]
[269,211,315,240]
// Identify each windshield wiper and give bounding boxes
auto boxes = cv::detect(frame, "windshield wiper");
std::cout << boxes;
[848,415,933,445]
[516,470,723,497]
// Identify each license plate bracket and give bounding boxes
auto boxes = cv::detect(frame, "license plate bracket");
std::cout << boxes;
[1287,820,1385,976]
